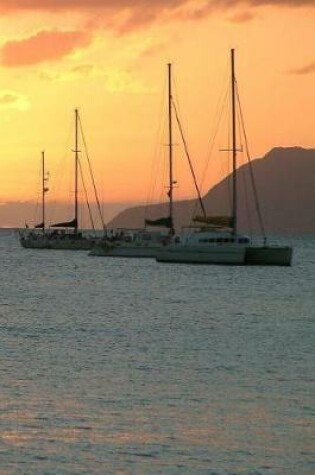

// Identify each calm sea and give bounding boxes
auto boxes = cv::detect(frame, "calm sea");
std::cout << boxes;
[0,230,314,475]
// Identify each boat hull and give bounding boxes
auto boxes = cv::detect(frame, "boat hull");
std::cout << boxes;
[20,235,97,250]
[90,243,161,258]
[156,245,246,265]
[156,244,293,266]
[245,246,293,266]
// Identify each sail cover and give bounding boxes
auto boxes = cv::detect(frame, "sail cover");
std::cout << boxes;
[145,216,173,228]
[50,218,78,228]
[34,222,44,229]
[193,215,234,228]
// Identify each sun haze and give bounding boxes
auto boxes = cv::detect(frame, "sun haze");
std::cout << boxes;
[0,0,314,225]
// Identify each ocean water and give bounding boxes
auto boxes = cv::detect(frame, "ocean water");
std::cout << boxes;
[0,230,314,475]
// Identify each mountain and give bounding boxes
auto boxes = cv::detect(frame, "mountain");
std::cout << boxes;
[0,201,129,229]
[108,147,315,234]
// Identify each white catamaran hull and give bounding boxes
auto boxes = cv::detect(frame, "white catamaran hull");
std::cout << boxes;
[156,244,246,265]
[89,229,171,258]
[245,246,292,266]
[89,242,162,258]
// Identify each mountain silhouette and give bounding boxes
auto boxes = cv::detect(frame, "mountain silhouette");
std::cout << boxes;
[108,147,315,234]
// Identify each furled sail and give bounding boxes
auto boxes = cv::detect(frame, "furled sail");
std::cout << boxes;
[193,215,234,228]
[145,216,173,228]
[50,218,78,228]
[34,222,44,229]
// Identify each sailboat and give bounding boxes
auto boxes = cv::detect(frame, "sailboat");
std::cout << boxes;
[89,63,176,258]
[20,109,103,250]
[19,150,52,248]
[156,49,293,265]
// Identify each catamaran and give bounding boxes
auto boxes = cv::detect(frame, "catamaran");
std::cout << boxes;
[156,49,293,266]
[89,63,177,258]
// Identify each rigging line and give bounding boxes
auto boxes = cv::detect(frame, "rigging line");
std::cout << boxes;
[221,93,233,215]
[154,141,167,209]
[237,104,253,235]
[78,157,96,233]
[147,72,171,222]
[145,126,161,212]
[228,117,232,213]
[160,142,168,204]
[78,113,106,230]
[157,84,169,211]
[199,62,230,196]
[34,161,42,224]
[236,82,266,239]
[236,102,253,235]
[191,82,230,222]
[49,116,73,224]
[145,76,167,221]
[145,132,163,219]
[199,85,230,197]
[172,99,206,218]
[173,71,204,227]
[154,137,167,207]
[243,170,254,236]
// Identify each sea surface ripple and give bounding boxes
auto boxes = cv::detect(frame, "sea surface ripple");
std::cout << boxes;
[0,231,314,474]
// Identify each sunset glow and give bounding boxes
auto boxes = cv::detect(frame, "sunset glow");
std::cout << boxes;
[0,0,314,226]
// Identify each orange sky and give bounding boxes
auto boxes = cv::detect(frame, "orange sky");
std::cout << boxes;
[0,0,314,225]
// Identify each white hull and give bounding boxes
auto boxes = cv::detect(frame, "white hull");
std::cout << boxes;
[89,229,170,258]
[156,244,246,265]
[245,246,293,266]
[90,243,162,258]
[156,243,293,266]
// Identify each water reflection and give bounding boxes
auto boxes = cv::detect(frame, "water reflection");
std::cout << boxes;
[0,231,314,474]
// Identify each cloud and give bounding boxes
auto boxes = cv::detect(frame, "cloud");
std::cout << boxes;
[0,1,313,33]
[39,64,99,82]
[0,29,93,67]
[289,61,315,75]
[39,64,151,93]
[103,68,151,93]
[211,0,315,8]
[190,0,315,21]
[0,1,179,12]
[228,10,255,22]
[139,40,168,59]
[0,0,313,12]
[0,90,30,110]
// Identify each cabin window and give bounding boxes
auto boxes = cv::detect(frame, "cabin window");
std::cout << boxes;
[238,237,249,244]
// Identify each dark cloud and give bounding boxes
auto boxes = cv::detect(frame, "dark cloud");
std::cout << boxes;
[229,10,255,23]
[0,90,29,109]
[211,0,314,7]
[0,1,312,68]
[0,0,182,14]
[289,61,315,75]
[0,0,313,17]
[0,92,18,104]
[0,30,92,67]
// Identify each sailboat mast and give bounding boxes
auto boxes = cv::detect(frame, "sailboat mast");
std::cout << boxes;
[231,49,237,235]
[168,63,175,235]
[42,150,45,233]
[74,108,79,233]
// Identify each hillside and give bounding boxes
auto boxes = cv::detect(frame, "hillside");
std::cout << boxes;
[108,147,315,234]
